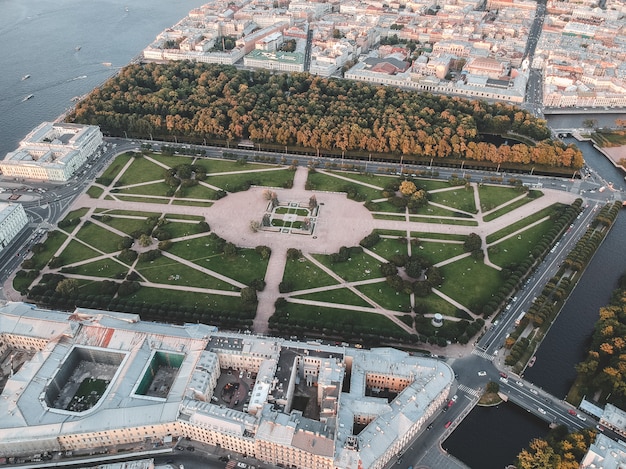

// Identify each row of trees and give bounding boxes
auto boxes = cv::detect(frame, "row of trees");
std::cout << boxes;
[69,61,583,169]
[504,202,620,371]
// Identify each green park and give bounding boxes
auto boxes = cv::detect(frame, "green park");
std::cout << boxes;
[14,148,585,349]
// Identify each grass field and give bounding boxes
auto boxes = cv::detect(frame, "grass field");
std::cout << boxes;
[486,204,561,244]
[61,258,129,278]
[438,257,503,311]
[75,222,124,253]
[367,238,408,261]
[413,294,459,317]
[478,185,525,212]
[488,218,553,267]
[280,302,406,335]
[167,236,269,285]
[192,158,279,174]
[482,195,539,222]
[117,157,165,186]
[312,252,382,282]
[136,255,239,291]
[307,172,384,200]
[429,187,477,214]
[207,169,294,192]
[28,231,68,269]
[58,240,100,265]
[115,182,172,197]
[96,215,150,236]
[99,153,132,181]
[292,288,371,307]
[128,287,242,311]
[87,186,104,198]
[281,258,338,291]
[356,282,412,311]
[416,240,466,265]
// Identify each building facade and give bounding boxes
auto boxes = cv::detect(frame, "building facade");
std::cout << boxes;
[0,203,28,252]
[0,122,103,182]
[0,303,454,468]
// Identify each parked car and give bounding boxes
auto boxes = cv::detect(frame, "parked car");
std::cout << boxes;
[577,414,586,421]
[444,421,452,428]
[478,371,487,377]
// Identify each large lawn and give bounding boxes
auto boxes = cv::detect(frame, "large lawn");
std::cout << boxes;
[291,288,371,307]
[356,282,412,311]
[168,236,269,285]
[96,215,151,236]
[367,238,408,262]
[438,257,503,311]
[117,157,166,185]
[58,240,101,265]
[416,240,466,265]
[61,258,129,278]
[428,187,477,214]
[115,182,172,197]
[207,169,294,192]
[312,252,382,282]
[193,158,279,174]
[128,287,242,311]
[486,204,562,244]
[100,153,133,181]
[307,172,384,200]
[478,185,526,212]
[482,195,539,222]
[279,302,406,336]
[136,255,239,291]
[413,294,459,317]
[282,258,338,291]
[488,218,553,267]
[28,231,68,269]
[75,222,124,253]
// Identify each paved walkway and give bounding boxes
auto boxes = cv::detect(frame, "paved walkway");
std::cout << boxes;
[4,160,580,346]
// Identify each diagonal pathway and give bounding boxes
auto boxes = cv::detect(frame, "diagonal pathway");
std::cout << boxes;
[255,246,287,334]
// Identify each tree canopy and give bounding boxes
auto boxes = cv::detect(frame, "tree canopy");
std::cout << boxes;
[70,61,583,169]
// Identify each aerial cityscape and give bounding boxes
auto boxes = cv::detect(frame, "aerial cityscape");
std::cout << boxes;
[0,0,625,469]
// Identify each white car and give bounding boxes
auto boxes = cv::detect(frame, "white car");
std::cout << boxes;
[538,408,546,415]
[516,381,524,387]
[577,414,587,421]
[478,371,487,377]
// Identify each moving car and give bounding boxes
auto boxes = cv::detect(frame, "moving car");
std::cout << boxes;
[538,408,546,415]
[568,409,577,416]
[577,414,586,421]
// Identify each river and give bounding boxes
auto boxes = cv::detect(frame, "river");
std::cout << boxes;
[448,139,626,467]
[0,0,204,159]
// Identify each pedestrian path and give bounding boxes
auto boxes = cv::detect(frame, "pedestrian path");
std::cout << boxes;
[471,349,494,361]
[457,384,482,398]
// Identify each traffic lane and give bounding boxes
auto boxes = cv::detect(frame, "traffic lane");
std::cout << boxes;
[481,201,600,351]
[500,382,593,430]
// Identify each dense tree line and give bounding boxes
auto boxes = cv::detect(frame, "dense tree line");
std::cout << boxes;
[515,426,596,469]
[70,61,583,169]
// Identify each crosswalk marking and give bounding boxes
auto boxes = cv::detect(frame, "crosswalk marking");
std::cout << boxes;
[458,384,481,397]
[472,349,494,361]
